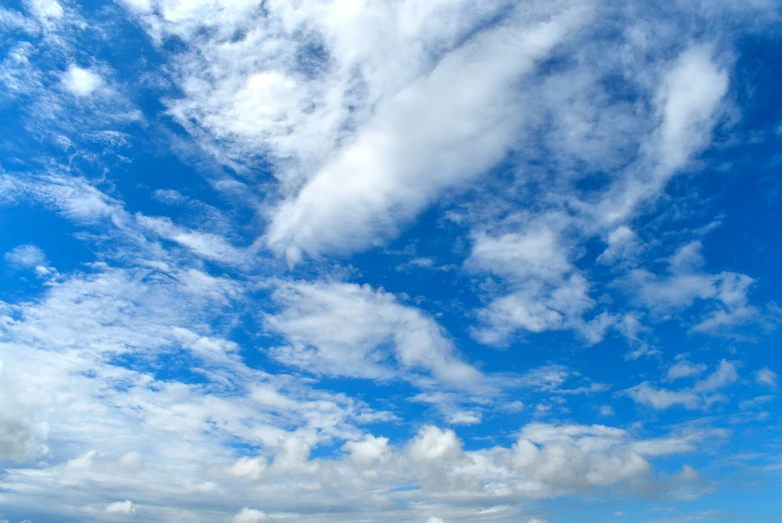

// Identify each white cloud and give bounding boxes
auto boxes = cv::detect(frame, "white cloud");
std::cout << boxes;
[597,225,640,265]
[655,46,729,172]
[265,6,589,262]
[24,0,64,23]
[626,383,701,410]
[627,360,738,410]
[506,423,649,491]
[233,508,268,523]
[693,360,738,393]
[667,360,708,381]
[468,227,571,284]
[630,429,727,458]
[756,367,778,388]
[623,241,763,335]
[467,220,614,345]
[105,500,136,515]
[1,173,121,223]
[594,46,729,226]
[230,456,268,481]
[0,260,408,518]
[453,42,736,350]
[62,65,104,97]
[343,434,391,469]
[119,0,590,263]
[4,244,46,269]
[265,280,482,387]
[136,214,248,266]
[408,426,464,464]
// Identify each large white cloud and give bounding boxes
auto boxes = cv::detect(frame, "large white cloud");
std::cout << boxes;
[264,5,589,261]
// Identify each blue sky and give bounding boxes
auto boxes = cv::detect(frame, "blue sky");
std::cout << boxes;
[1,0,782,522]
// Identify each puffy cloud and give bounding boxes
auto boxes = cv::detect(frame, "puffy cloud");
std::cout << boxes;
[408,426,464,464]
[233,508,268,523]
[4,244,46,269]
[62,65,104,97]
[505,423,650,491]
[105,500,135,515]
[271,435,319,475]
[343,435,391,468]
[230,456,268,481]
[468,221,612,345]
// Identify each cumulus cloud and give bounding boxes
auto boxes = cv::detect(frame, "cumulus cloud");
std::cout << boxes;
[343,435,391,469]
[233,508,268,523]
[62,65,104,97]
[468,221,613,345]
[230,456,268,481]
[504,423,650,492]
[105,500,135,515]
[4,244,46,269]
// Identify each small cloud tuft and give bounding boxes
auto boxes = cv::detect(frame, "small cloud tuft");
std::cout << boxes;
[62,65,104,97]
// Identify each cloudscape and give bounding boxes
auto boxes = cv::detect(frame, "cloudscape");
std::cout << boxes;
[1,1,782,522]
